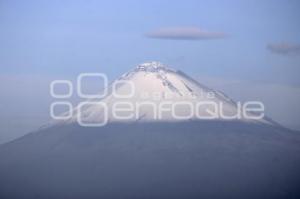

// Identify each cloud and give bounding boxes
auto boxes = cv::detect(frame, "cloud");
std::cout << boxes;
[146,27,227,40]
[267,43,300,55]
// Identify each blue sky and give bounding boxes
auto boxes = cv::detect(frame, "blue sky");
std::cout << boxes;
[1,0,299,81]
[0,0,300,142]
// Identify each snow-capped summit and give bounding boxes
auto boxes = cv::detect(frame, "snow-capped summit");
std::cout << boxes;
[58,62,273,126]
[135,61,173,72]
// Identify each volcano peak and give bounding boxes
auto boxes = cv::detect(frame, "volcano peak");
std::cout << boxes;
[135,61,174,73]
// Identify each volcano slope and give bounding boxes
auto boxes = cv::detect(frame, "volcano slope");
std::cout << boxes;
[0,121,300,199]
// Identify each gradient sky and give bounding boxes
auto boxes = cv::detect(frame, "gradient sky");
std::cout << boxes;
[0,0,300,143]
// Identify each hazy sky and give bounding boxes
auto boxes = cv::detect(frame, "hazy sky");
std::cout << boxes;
[0,0,300,143]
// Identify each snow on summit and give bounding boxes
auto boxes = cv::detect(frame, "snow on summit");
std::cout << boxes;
[58,62,272,126]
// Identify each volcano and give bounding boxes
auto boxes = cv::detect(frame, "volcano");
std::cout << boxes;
[0,62,300,199]
[56,61,273,125]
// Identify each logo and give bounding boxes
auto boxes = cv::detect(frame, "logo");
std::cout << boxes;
[50,73,265,127]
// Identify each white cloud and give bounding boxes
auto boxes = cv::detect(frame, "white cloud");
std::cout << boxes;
[146,27,227,40]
